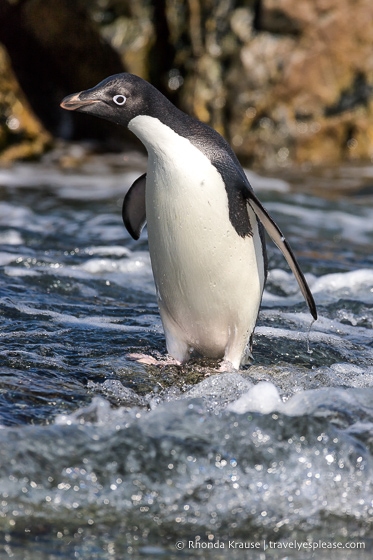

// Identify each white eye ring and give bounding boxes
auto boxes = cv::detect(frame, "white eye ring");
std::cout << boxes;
[113,94,126,106]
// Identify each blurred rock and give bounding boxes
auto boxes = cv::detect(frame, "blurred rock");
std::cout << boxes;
[86,0,154,81]
[0,43,51,163]
[171,0,240,136]
[227,0,373,167]
[0,0,129,160]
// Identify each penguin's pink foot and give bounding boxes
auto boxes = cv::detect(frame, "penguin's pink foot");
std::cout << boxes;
[127,353,180,366]
[218,359,237,373]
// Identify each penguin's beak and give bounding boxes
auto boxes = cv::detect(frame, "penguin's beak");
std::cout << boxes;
[60,92,100,111]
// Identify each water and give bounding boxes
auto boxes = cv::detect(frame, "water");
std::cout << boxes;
[0,152,372,559]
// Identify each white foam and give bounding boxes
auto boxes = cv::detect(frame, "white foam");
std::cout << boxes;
[227,379,373,417]
[78,254,149,275]
[0,299,147,332]
[84,245,132,257]
[0,201,66,234]
[0,165,141,201]
[0,201,31,223]
[255,324,345,345]
[74,251,155,293]
[0,229,23,245]
[227,381,283,414]
[265,201,373,244]
[5,266,40,277]
[311,269,373,302]
[263,268,373,307]
[0,252,19,266]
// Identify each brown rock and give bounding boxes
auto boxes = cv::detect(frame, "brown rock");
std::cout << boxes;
[0,43,51,163]
[160,0,243,135]
[227,0,373,167]
[93,2,154,80]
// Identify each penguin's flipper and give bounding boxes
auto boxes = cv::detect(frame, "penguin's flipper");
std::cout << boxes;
[122,173,147,240]
[247,192,317,320]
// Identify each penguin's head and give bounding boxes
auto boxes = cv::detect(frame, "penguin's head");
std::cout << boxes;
[60,73,159,127]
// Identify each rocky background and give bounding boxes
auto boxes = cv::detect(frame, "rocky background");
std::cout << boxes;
[0,0,372,168]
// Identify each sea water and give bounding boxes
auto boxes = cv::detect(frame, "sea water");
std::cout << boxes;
[0,154,372,559]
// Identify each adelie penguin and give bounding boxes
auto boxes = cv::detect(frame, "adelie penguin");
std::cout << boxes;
[61,73,317,370]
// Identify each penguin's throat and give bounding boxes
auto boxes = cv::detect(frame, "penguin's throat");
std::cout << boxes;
[128,115,188,155]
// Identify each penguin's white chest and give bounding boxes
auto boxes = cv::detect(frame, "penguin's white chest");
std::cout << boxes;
[128,115,265,367]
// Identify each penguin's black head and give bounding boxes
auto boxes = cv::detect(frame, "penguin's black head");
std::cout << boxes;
[60,73,160,127]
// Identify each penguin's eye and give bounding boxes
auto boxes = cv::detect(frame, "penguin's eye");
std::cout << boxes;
[113,95,127,106]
